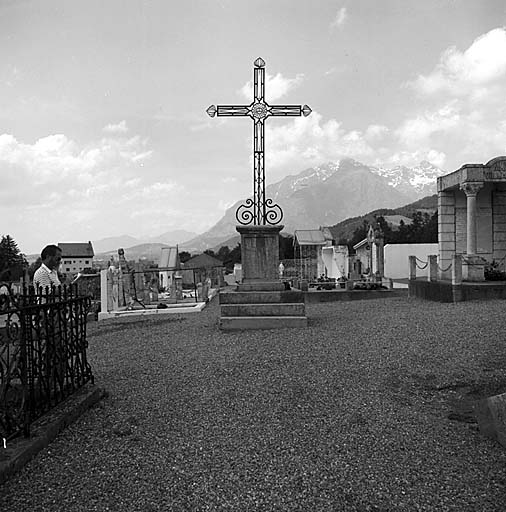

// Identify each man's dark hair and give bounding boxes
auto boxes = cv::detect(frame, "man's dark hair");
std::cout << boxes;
[41,245,62,260]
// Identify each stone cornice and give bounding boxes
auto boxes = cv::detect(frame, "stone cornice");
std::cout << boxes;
[438,156,506,192]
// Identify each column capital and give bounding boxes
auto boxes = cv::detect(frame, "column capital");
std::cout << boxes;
[460,181,484,197]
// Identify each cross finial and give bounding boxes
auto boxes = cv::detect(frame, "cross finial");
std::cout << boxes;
[207,58,311,225]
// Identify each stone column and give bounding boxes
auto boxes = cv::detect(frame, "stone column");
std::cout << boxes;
[98,269,109,320]
[409,255,416,280]
[460,182,485,281]
[236,224,284,291]
[460,182,483,255]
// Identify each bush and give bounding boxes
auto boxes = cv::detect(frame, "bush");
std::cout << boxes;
[485,263,506,281]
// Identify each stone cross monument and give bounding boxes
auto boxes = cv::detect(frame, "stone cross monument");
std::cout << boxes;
[207,57,312,290]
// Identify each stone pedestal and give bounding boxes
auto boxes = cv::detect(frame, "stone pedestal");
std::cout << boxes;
[219,224,307,330]
[462,255,486,281]
[236,224,284,291]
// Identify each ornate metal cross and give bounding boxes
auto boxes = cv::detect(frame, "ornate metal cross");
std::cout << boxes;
[207,57,312,225]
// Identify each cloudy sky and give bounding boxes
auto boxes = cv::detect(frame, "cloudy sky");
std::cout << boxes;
[2,0,506,253]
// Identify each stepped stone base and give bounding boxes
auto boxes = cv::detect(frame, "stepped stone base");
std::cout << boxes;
[219,289,307,331]
[220,315,307,331]
[237,281,285,292]
[221,302,305,317]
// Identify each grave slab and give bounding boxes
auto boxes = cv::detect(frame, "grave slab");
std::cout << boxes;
[220,315,308,331]
[475,392,506,448]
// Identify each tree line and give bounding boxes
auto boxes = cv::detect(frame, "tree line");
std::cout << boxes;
[1,215,437,282]
[0,235,28,281]
[197,234,296,272]
[342,211,438,250]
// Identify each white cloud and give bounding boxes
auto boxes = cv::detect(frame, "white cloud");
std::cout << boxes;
[103,120,128,133]
[396,102,461,147]
[386,149,447,169]
[330,7,347,29]
[365,124,389,141]
[240,73,305,102]
[393,28,506,170]
[0,131,175,250]
[263,111,375,175]
[409,28,506,97]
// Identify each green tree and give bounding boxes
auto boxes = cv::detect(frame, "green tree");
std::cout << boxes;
[179,251,191,263]
[217,246,231,262]
[279,234,295,259]
[349,220,369,250]
[228,243,241,266]
[0,235,28,281]
[204,249,217,258]
[27,257,42,280]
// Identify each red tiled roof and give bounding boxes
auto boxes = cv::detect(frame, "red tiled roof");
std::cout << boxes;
[58,242,94,258]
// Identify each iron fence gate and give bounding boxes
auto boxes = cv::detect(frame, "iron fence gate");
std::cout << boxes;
[0,283,94,440]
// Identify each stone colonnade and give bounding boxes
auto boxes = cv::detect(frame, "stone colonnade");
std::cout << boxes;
[437,157,506,282]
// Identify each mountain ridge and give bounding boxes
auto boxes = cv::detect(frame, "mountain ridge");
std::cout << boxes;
[180,158,445,251]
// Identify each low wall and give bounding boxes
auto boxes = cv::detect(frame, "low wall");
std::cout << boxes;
[408,279,456,302]
[304,289,407,303]
[408,278,506,302]
[384,243,438,279]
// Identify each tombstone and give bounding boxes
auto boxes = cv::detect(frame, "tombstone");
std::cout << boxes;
[475,392,506,448]
[148,275,159,303]
[174,275,183,300]
[233,263,242,283]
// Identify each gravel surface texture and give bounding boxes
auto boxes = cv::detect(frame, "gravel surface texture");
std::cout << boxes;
[1,295,506,511]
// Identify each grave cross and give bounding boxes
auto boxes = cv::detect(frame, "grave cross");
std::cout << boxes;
[207,57,312,225]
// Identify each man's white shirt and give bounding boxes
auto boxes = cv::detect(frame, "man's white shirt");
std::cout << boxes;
[33,263,61,290]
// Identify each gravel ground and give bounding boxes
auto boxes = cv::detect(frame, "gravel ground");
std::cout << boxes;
[1,295,506,511]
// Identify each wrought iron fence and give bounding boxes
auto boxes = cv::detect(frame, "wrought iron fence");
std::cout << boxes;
[280,258,319,282]
[0,283,94,440]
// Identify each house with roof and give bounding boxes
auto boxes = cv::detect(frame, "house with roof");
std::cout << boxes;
[58,241,94,276]
[158,246,180,291]
[181,253,225,287]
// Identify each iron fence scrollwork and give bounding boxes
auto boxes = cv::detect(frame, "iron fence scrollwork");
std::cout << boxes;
[0,283,94,440]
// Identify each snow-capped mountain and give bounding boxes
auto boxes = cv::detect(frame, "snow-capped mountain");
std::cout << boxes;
[180,158,446,251]
[371,160,444,198]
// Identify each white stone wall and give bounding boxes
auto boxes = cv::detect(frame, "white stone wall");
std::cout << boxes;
[321,246,349,279]
[476,184,493,257]
[62,257,93,274]
[384,243,438,279]
[493,187,506,262]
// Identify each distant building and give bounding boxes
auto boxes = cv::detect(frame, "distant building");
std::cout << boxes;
[293,229,331,281]
[181,253,224,287]
[59,241,94,275]
[158,247,180,290]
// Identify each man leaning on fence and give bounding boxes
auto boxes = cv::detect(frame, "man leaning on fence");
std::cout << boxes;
[33,244,66,394]
[33,245,62,291]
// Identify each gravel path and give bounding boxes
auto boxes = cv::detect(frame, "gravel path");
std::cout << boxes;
[1,296,506,511]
